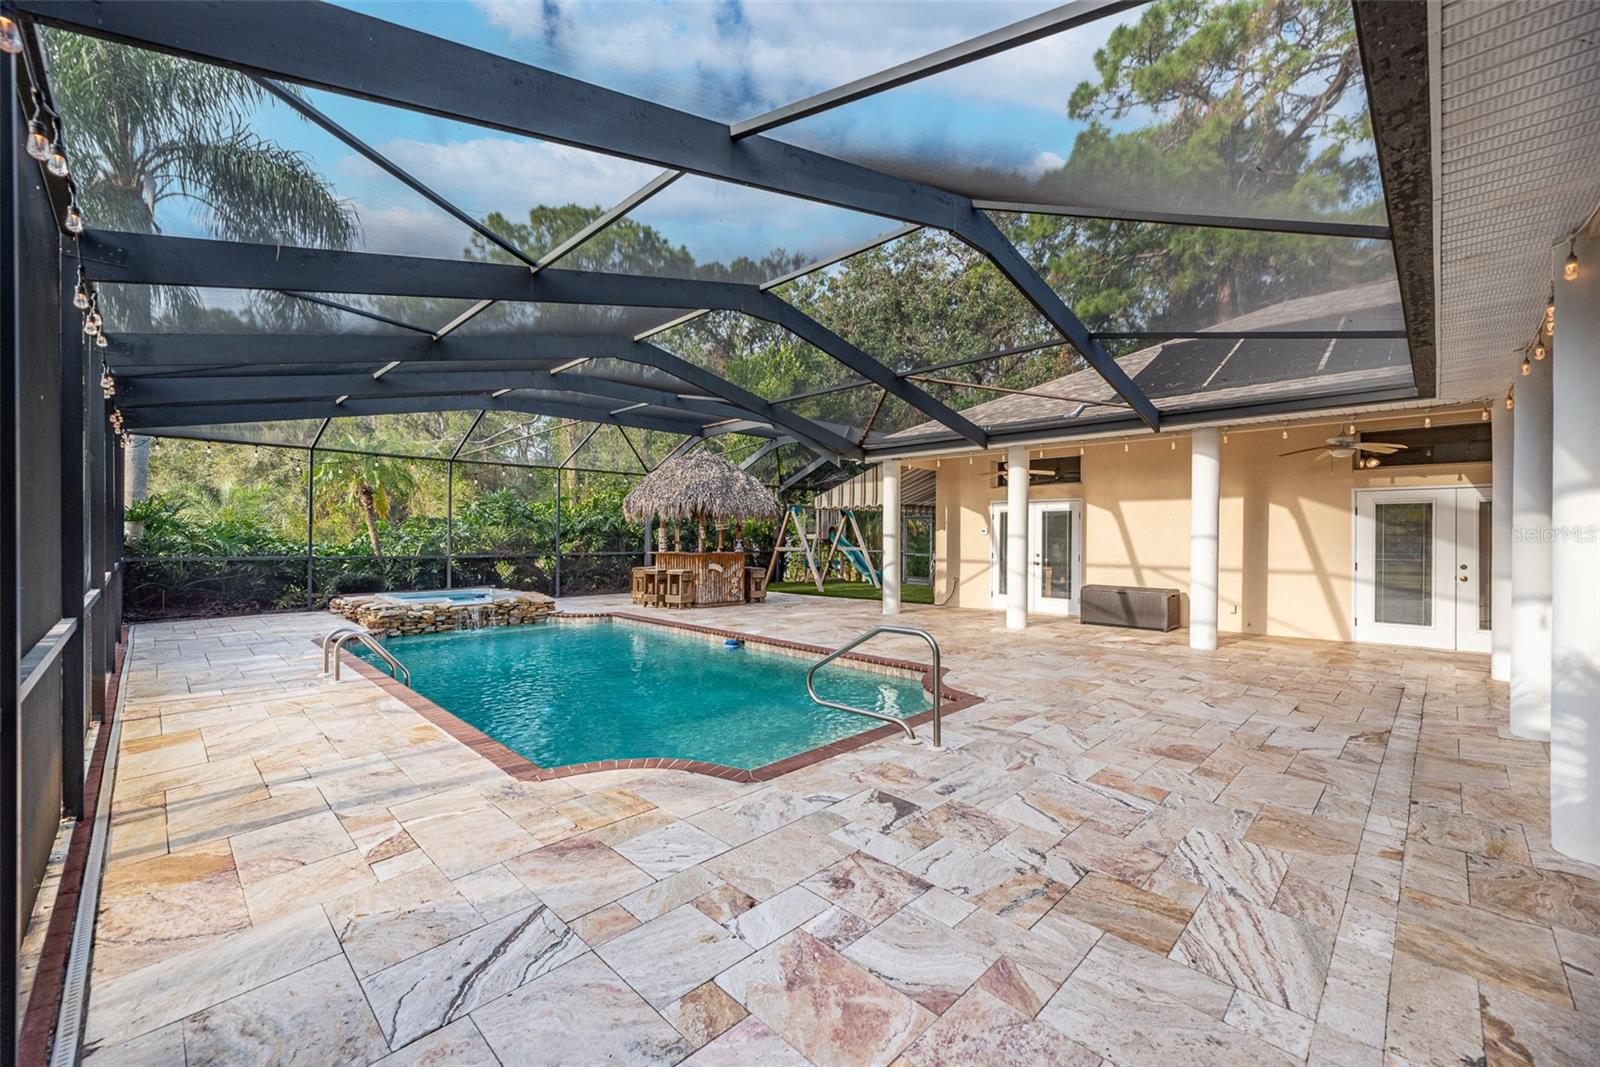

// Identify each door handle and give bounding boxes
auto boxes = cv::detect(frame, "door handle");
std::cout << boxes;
[1458,575,1469,583]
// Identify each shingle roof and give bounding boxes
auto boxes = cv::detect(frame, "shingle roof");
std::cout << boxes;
[882,279,1409,442]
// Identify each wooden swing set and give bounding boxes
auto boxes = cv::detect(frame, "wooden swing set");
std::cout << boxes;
[764,504,880,591]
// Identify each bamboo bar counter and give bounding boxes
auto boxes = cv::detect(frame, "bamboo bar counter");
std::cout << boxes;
[652,550,747,606]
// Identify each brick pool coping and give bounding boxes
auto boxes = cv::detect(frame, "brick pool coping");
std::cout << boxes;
[322,611,983,784]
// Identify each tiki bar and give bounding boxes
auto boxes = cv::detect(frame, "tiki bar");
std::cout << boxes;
[623,450,780,607]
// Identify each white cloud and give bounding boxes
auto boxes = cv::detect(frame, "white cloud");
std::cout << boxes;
[347,135,661,218]
[1022,150,1066,180]
[349,202,484,259]
[469,0,1085,120]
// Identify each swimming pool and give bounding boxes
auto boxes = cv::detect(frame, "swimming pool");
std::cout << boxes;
[353,617,944,773]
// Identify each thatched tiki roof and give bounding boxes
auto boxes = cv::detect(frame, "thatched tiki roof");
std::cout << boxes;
[623,451,780,525]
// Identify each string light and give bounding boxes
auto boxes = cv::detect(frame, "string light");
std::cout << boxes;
[1347,423,1357,435]
[1222,431,1229,444]
[1564,238,1580,283]
[46,132,68,178]
[1424,415,1432,428]
[1123,442,1129,453]
[64,197,83,235]
[25,94,50,162]
[1534,338,1546,361]
[95,331,108,349]
[1281,427,1289,439]
[1546,289,1556,333]
[1362,456,1380,469]
[72,271,90,311]
[1481,404,1490,422]
[0,14,23,54]
[1170,439,1176,450]
[99,365,116,398]
[1505,388,1515,412]
[1521,351,1532,376]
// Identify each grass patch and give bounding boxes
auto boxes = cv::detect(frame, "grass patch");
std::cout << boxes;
[768,580,933,604]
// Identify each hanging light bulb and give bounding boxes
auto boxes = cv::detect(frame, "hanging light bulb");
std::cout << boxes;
[1564,239,1580,283]
[1481,405,1490,422]
[25,113,50,162]
[1363,456,1381,469]
[82,316,99,337]
[1281,427,1289,439]
[64,197,83,234]
[100,365,116,398]
[1170,439,1176,450]
[72,273,89,311]
[95,331,108,349]
[1521,352,1532,376]
[45,127,68,178]
[1534,337,1546,361]
[1347,423,1357,435]
[0,14,23,54]
[1505,389,1515,411]
[1546,290,1556,332]
[1123,442,1129,453]
[1424,415,1432,428]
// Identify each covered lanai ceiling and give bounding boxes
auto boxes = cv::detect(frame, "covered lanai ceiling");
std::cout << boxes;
[13,0,1435,468]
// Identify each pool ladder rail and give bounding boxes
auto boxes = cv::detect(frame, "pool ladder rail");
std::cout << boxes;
[322,626,411,686]
[806,625,943,750]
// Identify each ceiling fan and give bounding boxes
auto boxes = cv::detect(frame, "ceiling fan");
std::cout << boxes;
[1280,434,1407,467]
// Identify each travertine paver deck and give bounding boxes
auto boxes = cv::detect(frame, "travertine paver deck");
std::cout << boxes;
[81,594,1600,1066]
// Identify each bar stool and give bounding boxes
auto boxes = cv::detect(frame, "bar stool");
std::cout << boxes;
[663,569,696,608]
[630,566,652,604]
[744,566,768,603]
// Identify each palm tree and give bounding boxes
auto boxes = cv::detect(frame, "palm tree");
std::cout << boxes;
[46,33,358,498]
[312,451,419,561]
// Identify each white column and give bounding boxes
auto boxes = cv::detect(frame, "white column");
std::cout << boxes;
[1491,402,1514,681]
[1005,447,1029,630]
[881,459,901,616]
[1552,232,1600,864]
[1510,350,1553,741]
[1189,429,1220,651]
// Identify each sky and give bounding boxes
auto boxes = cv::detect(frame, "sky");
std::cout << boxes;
[145,1,1376,268]
[176,0,1131,264]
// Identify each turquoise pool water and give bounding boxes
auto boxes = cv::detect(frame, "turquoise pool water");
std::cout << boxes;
[379,589,496,604]
[356,619,930,770]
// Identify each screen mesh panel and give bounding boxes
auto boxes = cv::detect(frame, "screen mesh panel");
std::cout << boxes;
[337,0,1059,125]
[609,175,902,285]
[773,1,1385,227]
[988,213,1403,334]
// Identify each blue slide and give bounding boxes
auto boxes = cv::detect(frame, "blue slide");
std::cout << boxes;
[833,526,879,585]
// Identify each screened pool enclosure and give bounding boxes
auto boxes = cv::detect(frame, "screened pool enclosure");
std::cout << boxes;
[2,0,1433,1012]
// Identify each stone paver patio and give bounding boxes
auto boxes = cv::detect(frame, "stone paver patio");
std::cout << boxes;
[81,593,1600,1065]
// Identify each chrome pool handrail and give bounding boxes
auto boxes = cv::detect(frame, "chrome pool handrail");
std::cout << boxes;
[805,625,942,749]
[325,627,411,686]
[321,626,362,673]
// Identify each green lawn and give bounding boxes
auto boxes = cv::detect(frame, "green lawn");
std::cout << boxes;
[768,580,934,604]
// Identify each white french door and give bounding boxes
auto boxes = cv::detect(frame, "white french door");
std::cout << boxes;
[1029,500,1083,616]
[989,500,1084,616]
[1353,486,1491,652]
